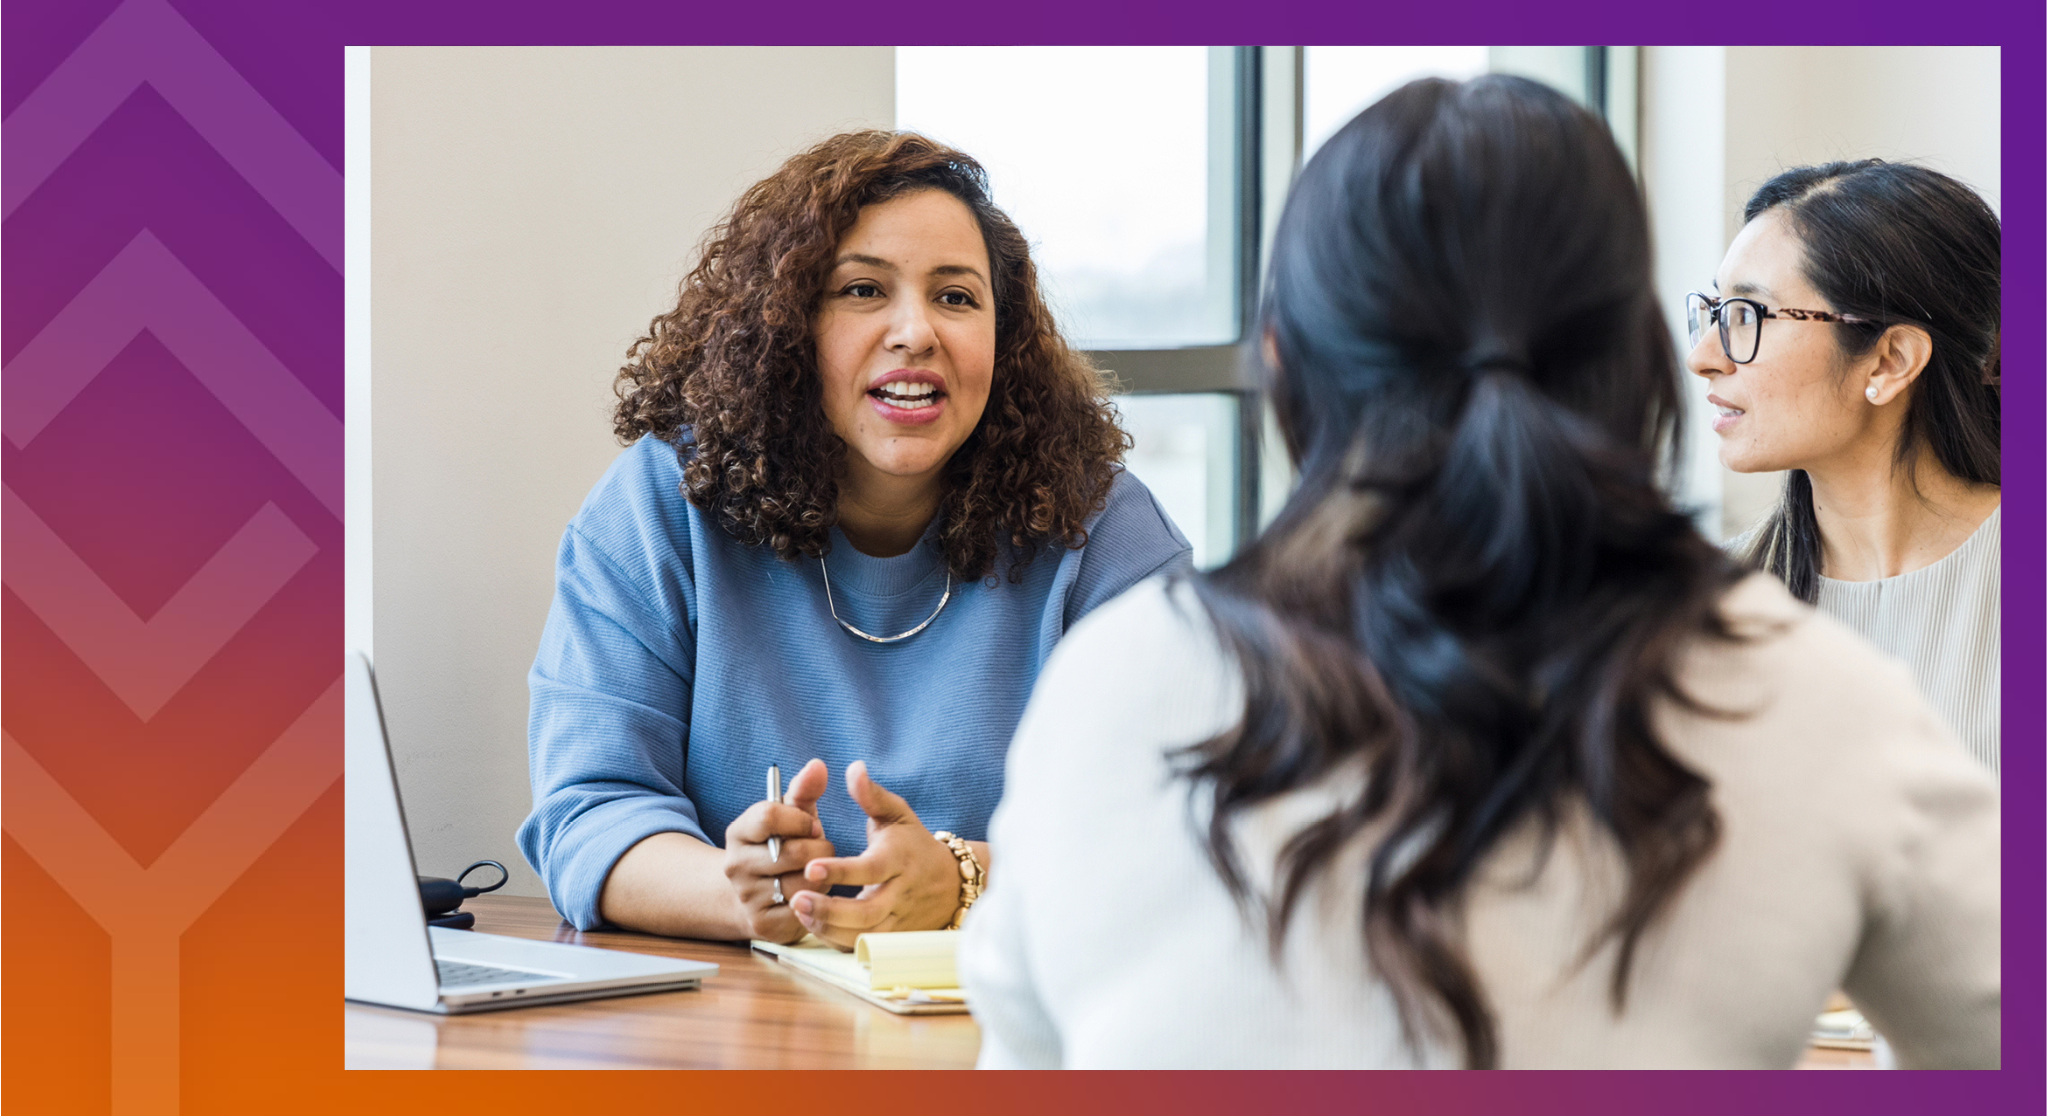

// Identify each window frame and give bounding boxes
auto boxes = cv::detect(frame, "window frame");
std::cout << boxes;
[1090,45,1634,564]
[1085,46,1272,557]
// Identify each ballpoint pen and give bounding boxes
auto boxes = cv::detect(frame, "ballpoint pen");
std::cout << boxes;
[765,764,783,866]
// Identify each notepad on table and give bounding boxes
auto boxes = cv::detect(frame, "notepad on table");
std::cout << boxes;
[751,930,968,1015]
[1811,1008,1876,1050]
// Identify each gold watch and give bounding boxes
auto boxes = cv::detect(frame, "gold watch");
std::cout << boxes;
[931,831,985,931]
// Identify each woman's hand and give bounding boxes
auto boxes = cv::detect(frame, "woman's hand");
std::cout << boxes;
[722,758,833,944]
[788,760,973,950]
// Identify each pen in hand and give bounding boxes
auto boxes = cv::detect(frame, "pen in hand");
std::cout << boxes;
[765,764,784,867]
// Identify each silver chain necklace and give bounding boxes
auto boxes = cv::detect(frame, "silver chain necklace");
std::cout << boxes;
[819,557,953,644]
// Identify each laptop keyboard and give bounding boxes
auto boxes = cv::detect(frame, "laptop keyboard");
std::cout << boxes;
[436,958,556,988]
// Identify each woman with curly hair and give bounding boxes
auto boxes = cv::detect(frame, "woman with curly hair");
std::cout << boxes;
[516,131,1191,946]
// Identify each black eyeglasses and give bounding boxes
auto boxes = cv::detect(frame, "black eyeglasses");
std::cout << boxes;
[1685,292,1876,364]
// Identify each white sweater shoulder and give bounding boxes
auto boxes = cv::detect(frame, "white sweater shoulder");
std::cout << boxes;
[961,575,1999,1069]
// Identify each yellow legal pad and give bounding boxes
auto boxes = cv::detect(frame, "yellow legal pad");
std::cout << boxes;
[751,930,968,1015]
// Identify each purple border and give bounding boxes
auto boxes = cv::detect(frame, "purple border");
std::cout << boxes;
[3,0,2038,1110]
[1994,20,2045,1105]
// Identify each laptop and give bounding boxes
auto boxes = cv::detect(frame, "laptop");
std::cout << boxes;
[345,651,716,1013]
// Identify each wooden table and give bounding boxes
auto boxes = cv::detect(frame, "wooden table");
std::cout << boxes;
[344,894,981,1069]
[1799,1045,1878,1070]
[344,894,1870,1069]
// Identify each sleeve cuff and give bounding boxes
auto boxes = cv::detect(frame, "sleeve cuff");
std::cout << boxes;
[524,796,712,930]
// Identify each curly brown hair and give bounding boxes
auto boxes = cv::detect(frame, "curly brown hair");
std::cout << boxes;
[613,130,1129,583]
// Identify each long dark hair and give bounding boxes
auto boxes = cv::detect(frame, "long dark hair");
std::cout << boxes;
[1179,76,1744,1068]
[1738,160,2002,601]
[613,131,1127,583]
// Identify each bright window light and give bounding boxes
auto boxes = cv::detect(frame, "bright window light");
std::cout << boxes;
[1303,46,1489,160]
[897,47,1231,348]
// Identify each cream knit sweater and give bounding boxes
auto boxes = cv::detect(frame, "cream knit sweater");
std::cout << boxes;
[960,576,2000,1069]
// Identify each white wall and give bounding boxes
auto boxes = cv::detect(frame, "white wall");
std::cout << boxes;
[1642,46,2001,540]
[367,47,893,897]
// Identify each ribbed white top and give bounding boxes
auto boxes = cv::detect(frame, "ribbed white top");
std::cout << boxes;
[1816,508,2000,773]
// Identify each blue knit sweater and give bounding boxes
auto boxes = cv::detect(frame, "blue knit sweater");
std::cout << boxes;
[517,436,1193,929]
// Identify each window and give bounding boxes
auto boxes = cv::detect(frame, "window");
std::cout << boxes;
[900,47,1258,569]
[898,46,1631,569]
[897,47,1235,348]
[1115,393,1239,569]
[1303,47,1489,160]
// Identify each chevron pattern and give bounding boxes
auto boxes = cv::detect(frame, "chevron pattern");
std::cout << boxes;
[3,1,342,1112]
[5,231,343,517]
[2,0,342,266]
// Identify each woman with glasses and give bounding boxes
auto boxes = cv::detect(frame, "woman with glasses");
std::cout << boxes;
[1686,161,2001,771]
[958,77,1998,1068]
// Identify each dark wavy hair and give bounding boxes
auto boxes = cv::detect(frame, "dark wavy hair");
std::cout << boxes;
[613,130,1127,582]
[1737,160,2001,601]
[1178,76,1745,1068]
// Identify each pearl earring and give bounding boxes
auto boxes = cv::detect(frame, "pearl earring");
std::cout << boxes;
[1865,386,1880,402]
